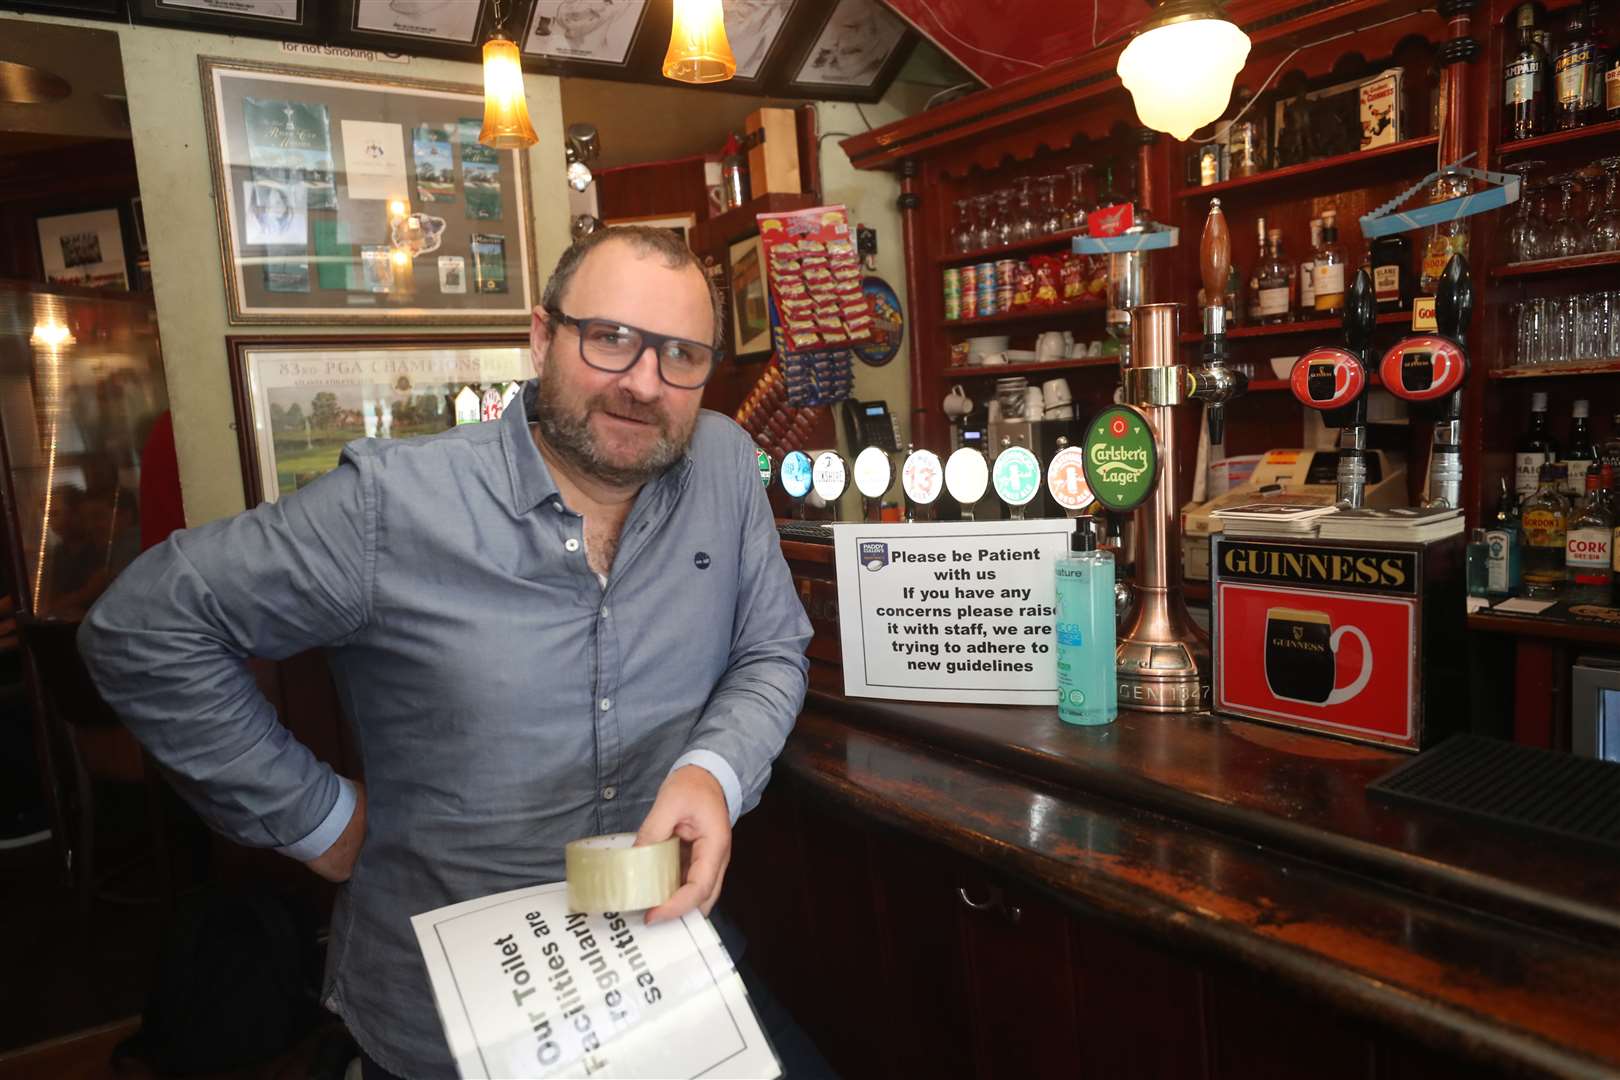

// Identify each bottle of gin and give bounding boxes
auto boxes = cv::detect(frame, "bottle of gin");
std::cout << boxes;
[1313,210,1346,315]
[1484,479,1523,598]
[1515,391,1558,498]
[1258,228,1292,324]
[1246,216,1266,325]
[1563,398,1597,496]
[1299,217,1321,315]
[1521,463,1570,597]
[1566,465,1614,602]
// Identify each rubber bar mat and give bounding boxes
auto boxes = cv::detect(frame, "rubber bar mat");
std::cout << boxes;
[1367,735,1620,854]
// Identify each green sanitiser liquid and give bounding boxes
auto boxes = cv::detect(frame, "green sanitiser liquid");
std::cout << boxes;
[1055,523,1117,726]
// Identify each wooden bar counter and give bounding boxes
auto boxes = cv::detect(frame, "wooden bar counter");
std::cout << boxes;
[719,662,1620,1079]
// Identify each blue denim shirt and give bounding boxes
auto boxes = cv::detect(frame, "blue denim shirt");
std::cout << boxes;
[79,382,811,1076]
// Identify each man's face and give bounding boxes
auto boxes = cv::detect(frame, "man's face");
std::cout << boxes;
[531,239,712,490]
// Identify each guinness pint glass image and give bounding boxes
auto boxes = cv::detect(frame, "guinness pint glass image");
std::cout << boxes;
[1263,607,1373,706]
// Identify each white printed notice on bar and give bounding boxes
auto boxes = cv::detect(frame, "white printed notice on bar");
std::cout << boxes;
[412,882,780,1079]
[832,519,1074,704]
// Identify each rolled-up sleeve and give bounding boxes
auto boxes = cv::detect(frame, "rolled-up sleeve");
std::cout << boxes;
[677,448,811,822]
[78,447,374,854]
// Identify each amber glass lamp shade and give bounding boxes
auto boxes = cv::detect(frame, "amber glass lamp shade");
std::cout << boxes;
[662,0,736,84]
[479,34,538,149]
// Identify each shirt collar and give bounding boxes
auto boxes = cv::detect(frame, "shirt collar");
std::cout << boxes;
[501,379,696,515]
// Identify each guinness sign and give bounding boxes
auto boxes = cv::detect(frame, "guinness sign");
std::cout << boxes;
[1218,539,1418,596]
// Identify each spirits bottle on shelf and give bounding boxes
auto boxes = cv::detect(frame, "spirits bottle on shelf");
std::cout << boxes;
[1484,479,1523,598]
[1258,228,1292,324]
[1522,463,1570,597]
[1369,235,1412,312]
[1516,391,1558,498]
[1599,411,1620,476]
[1313,210,1346,315]
[1555,0,1604,130]
[1504,2,1551,141]
[1563,399,1597,496]
[1566,466,1614,603]
[1246,215,1265,325]
[1299,217,1320,316]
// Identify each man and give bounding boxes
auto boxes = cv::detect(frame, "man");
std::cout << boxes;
[80,226,813,1077]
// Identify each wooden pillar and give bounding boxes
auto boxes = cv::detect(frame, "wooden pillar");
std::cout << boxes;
[1436,0,1481,165]
[897,158,933,450]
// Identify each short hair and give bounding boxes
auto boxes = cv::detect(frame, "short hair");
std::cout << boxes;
[540,226,725,349]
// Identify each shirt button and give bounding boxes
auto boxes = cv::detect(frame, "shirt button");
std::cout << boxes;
[565,538,580,552]
[599,697,611,712]
[602,786,617,801]
[601,605,611,618]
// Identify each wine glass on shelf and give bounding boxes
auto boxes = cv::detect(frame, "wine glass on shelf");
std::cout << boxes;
[1587,157,1620,254]
[1547,173,1584,259]
[1064,162,1094,232]
[952,197,974,253]
[1497,161,1544,264]
[992,188,1016,247]
[1012,178,1037,242]
[1038,175,1065,235]
[972,193,996,250]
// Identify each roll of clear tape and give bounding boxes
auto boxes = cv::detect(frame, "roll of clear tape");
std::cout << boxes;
[565,833,681,914]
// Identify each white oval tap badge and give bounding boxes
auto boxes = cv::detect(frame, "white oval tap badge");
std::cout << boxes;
[780,450,813,500]
[944,447,989,506]
[812,451,848,502]
[992,445,1042,506]
[1046,445,1095,511]
[853,446,893,499]
[901,449,943,505]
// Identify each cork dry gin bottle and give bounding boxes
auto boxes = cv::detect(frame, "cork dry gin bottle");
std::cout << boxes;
[1055,522,1117,726]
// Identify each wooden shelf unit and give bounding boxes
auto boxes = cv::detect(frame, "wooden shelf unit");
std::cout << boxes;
[1489,251,1620,281]
[942,299,1105,331]
[1175,310,1413,344]
[1496,116,1620,159]
[1172,136,1441,202]
[938,228,1090,269]
[943,356,1118,379]
[1488,359,1620,380]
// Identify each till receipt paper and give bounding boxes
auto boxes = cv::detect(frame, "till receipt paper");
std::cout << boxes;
[413,882,780,1079]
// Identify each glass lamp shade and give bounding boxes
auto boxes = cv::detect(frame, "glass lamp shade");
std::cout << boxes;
[663,0,736,84]
[1116,15,1251,141]
[479,35,538,149]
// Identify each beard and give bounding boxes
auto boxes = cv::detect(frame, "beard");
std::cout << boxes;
[533,344,696,489]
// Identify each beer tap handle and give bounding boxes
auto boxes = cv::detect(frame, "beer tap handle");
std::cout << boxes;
[1191,199,1243,444]
[1435,253,1472,349]
[1200,199,1230,313]
[1342,268,1377,356]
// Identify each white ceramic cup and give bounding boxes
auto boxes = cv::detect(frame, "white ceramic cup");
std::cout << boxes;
[1042,378,1072,406]
[1024,386,1045,415]
[980,352,1007,366]
[1045,404,1076,420]
[942,384,973,419]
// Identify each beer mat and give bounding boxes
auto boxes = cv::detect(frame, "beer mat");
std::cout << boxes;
[1368,736,1620,855]
[1212,502,1340,521]
[1477,598,1620,626]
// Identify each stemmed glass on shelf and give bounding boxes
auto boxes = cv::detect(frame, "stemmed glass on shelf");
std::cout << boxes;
[1497,161,1544,263]
[952,197,975,253]
[1064,163,1094,232]
[972,193,996,250]
[1547,173,1585,259]
[1012,178,1038,242]
[1038,175,1065,235]
[1587,157,1620,253]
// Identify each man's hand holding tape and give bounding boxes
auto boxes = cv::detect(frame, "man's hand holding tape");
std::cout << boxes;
[638,764,730,924]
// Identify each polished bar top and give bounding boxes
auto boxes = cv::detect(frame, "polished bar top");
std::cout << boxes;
[780,666,1620,1078]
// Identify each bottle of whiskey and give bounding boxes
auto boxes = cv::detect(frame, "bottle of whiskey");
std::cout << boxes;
[1521,463,1570,597]
[1563,398,1597,496]
[1313,210,1346,315]
[1484,478,1523,598]
[1555,0,1604,130]
[1299,218,1320,315]
[1246,216,1266,324]
[1516,391,1558,497]
[1258,228,1292,324]
[1566,465,1614,603]
[1504,2,1551,141]
[1369,234,1412,312]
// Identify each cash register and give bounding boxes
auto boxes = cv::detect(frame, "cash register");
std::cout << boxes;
[1182,448,1407,581]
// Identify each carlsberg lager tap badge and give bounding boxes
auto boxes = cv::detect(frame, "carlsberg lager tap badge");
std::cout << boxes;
[1081,405,1159,512]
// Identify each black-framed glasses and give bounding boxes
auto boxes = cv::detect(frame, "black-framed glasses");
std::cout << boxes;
[546,308,719,389]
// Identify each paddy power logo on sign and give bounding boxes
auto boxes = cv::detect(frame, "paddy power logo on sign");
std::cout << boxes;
[1082,405,1157,511]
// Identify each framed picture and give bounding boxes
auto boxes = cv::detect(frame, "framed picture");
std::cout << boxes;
[521,0,649,67]
[200,57,539,324]
[727,233,770,361]
[36,207,130,290]
[786,0,910,93]
[603,212,697,249]
[333,0,494,62]
[6,0,125,17]
[725,0,796,82]
[135,0,325,39]
[227,333,532,504]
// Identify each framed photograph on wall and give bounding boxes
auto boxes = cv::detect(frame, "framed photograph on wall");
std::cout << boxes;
[727,232,770,361]
[200,56,539,324]
[521,0,649,67]
[332,0,494,62]
[785,0,911,95]
[227,333,532,504]
[603,212,697,249]
[724,0,796,81]
[135,0,325,39]
[36,207,130,290]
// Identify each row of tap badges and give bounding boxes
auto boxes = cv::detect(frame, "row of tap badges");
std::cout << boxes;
[759,444,1095,511]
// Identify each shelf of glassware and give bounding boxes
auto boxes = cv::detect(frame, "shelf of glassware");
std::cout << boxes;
[1488,250,1620,281]
[1175,310,1412,344]
[1171,136,1440,201]
[1498,117,1620,159]
[937,228,1091,269]
[1489,358,1620,380]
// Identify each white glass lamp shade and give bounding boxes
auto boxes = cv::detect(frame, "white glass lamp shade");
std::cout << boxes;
[1116,16,1251,141]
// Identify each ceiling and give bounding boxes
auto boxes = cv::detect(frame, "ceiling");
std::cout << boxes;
[884,0,1150,88]
[0,16,130,155]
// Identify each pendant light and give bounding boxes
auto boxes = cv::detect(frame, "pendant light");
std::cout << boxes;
[663,0,736,84]
[479,0,538,149]
[1116,0,1251,142]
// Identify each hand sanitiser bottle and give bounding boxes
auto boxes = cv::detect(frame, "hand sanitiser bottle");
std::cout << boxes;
[1055,522,1117,726]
